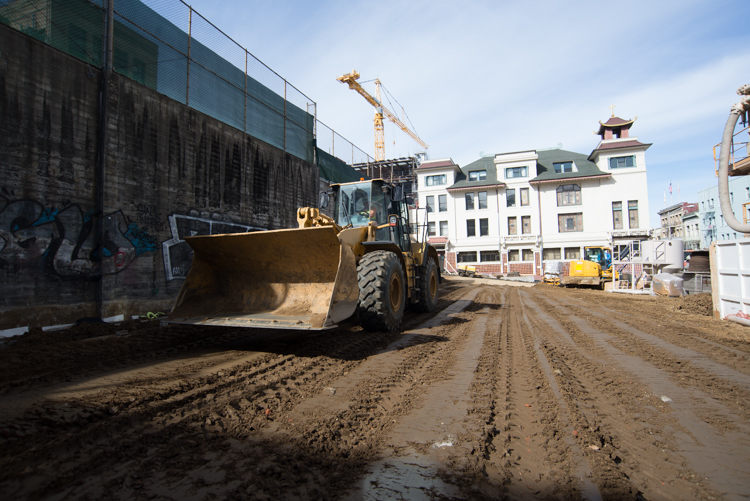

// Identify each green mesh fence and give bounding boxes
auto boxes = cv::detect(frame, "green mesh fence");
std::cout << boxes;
[316,148,366,184]
[0,0,316,163]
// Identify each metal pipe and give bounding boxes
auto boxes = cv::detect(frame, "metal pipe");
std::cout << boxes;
[718,84,750,233]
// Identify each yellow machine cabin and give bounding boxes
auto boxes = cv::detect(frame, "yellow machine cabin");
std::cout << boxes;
[561,246,615,289]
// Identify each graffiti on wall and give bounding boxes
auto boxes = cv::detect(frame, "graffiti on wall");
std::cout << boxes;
[0,194,157,279]
[162,211,265,281]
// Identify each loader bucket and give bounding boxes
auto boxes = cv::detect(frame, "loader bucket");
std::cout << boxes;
[169,226,359,330]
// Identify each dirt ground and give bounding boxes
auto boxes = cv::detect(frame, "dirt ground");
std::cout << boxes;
[1,280,750,500]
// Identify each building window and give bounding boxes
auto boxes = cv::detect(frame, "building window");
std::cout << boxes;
[465,193,475,210]
[439,221,448,236]
[543,248,561,260]
[467,219,476,237]
[554,161,573,173]
[458,251,477,263]
[508,249,520,262]
[556,184,581,206]
[438,194,447,212]
[520,188,529,206]
[480,250,500,262]
[609,155,635,169]
[478,191,487,210]
[480,218,489,236]
[469,170,487,181]
[559,213,583,232]
[522,215,531,234]
[612,201,623,229]
[426,195,434,212]
[628,200,639,229]
[522,249,534,261]
[426,174,446,186]
[505,166,528,179]
[508,216,517,235]
[427,222,436,236]
[564,247,580,259]
[507,189,516,207]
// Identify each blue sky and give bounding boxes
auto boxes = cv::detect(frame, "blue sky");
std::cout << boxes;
[180,0,749,229]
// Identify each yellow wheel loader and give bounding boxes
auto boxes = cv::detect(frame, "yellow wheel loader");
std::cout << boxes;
[169,179,441,332]
[560,246,616,289]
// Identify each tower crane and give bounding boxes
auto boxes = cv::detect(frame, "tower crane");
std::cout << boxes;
[337,70,428,162]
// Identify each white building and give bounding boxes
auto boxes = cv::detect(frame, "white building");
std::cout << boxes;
[416,115,651,276]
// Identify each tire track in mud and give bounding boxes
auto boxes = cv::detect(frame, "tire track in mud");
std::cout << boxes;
[524,288,750,500]
[539,288,750,376]
[511,289,602,500]
[341,290,500,500]
[349,286,599,500]
[520,289,695,499]
[550,296,750,424]
[0,282,477,500]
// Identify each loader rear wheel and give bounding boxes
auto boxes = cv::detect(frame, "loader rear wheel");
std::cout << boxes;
[356,251,406,332]
[414,257,439,312]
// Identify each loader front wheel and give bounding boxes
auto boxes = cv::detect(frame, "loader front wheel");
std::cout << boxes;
[357,251,406,332]
[414,257,439,312]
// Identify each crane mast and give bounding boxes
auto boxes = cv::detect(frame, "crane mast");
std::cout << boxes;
[337,70,428,162]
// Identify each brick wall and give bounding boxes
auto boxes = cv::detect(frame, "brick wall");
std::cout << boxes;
[508,263,534,275]
[445,251,457,274]
[475,263,503,274]
[0,24,318,329]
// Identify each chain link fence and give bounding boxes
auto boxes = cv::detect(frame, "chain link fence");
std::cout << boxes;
[316,120,375,166]
[0,0,325,163]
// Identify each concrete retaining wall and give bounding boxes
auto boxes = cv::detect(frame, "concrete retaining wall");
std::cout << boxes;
[0,24,318,329]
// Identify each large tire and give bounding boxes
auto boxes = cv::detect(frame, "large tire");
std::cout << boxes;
[356,251,406,332]
[414,257,439,312]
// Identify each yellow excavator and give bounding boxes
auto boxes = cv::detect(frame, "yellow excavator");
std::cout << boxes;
[169,179,441,332]
[561,246,616,289]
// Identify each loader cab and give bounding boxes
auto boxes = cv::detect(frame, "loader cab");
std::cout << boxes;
[333,180,411,252]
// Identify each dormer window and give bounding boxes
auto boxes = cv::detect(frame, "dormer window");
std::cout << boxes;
[609,155,635,169]
[425,174,447,186]
[553,161,574,173]
[469,170,487,181]
[505,166,528,179]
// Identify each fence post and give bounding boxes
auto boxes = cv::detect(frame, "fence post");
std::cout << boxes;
[95,0,115,318]
[244,51,248,133]
[283,81,287,152]
[186,7,192,105]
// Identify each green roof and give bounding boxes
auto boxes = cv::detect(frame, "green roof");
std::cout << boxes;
[447,156,504,191]
[531,149,608,183]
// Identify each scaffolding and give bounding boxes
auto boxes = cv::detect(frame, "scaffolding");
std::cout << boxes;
[351,157,419,204]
